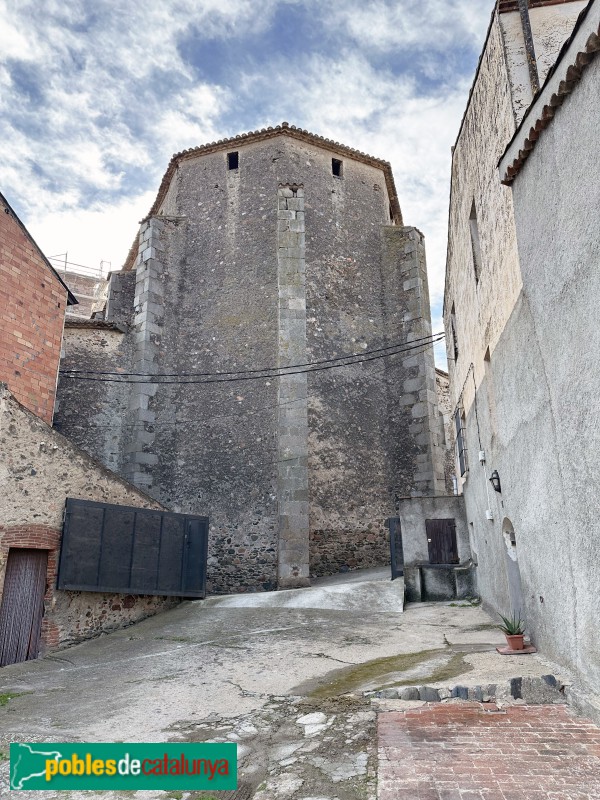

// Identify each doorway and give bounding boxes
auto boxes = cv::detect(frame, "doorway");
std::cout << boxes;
[426,519,459,564]
[0,549,48,666]
[502,518,523,617]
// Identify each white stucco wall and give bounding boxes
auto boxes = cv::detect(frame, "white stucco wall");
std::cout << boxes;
[500,2,586,124]
[503,49,600,693]
[444,2,586,492]
[443,1,596,698]
[444,11,522,475]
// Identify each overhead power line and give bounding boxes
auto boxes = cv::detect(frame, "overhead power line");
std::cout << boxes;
[62,331,442,377]
[59,334,445,386]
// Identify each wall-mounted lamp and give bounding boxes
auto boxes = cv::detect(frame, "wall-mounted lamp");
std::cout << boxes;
[489,470,501,493]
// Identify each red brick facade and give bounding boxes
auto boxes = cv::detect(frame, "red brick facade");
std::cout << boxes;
[0,524,62,652]
[0,198,68,424]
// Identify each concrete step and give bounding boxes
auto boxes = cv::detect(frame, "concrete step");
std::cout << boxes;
[203,570,404,613]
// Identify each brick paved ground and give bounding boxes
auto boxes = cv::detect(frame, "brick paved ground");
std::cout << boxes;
[378,703,600,800]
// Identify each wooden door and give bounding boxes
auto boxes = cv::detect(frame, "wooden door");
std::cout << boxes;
[0,549,48,666]
[426,519,459,565]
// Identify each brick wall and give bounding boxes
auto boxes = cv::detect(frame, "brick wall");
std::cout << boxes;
[61,270,100,318]
[0,201,67,424]
[0,523,177,653]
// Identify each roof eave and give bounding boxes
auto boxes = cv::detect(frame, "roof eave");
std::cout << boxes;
[499,0,600,184]
[0,190,78,305]
[123,122,403,271]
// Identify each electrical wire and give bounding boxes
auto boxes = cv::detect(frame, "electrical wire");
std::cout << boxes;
[56,350,424,431]
[48,256,106,272]
[61,331,445,378]
[59,334,445,385]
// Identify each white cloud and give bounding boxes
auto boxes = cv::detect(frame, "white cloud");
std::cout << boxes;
[27,191,157,275]
[0,0,493,365]
[331,0,492,52]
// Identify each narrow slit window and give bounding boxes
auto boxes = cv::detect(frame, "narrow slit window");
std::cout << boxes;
[455,408,468,477]
[332,158,343,178]
[450,303,459,361]
[469,200,482,282]
[227,151,239,171]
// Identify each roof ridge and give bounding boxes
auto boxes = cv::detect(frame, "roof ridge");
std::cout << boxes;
[171,121,391,168]
[122,122,402,271]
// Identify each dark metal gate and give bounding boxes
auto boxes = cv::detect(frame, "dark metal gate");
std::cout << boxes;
[0,549,47,667]
[58,499,209,599]
[426,519,459,564]
[387,517,404,580]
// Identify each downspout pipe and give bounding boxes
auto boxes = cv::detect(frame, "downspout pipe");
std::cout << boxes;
[517,0,540,94]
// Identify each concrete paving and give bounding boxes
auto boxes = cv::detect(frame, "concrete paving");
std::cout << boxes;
[203,569,404,612]
[0,570,579,799]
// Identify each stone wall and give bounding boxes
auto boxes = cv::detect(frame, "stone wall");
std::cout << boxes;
[55,320,134,476]
[0,196,67,425]
[444,10,522,485]
[435,369,456,494]
[309,525,389,578]
[0,385,177,653]
[57,131,444,592]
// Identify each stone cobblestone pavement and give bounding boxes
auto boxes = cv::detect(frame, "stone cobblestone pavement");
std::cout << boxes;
[378,703,600,800]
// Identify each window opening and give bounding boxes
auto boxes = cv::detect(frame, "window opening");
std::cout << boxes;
[455,408,468,477]
[450,304,459,361]
[469,200,483,283]
[332,158,343,178]
[227,151,239,171]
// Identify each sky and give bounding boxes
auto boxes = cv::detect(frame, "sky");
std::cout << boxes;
[0,0,493,366]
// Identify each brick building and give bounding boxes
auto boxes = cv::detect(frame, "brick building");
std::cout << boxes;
[0,192,191,665]
[0,191,76,423]
[56,123,450,594]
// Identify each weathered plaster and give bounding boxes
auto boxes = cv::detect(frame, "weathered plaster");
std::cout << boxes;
[452,27,600,697]
[444,10,522,464]
[500,2,587,124]
[397,495,470,568]
[0,385,176,652]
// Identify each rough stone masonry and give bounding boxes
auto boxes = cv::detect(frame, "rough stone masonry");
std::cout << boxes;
[56,123,446,593]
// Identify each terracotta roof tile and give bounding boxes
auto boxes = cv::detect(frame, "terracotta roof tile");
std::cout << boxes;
[499,0,585,13]
[499,0,600,183]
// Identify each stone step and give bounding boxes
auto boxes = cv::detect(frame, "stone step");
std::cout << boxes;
[368,674,567,704]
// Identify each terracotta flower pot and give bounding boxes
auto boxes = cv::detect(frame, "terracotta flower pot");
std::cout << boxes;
[506,634,525,651]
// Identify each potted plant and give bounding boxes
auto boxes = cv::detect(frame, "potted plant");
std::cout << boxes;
[498,613,525,651]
